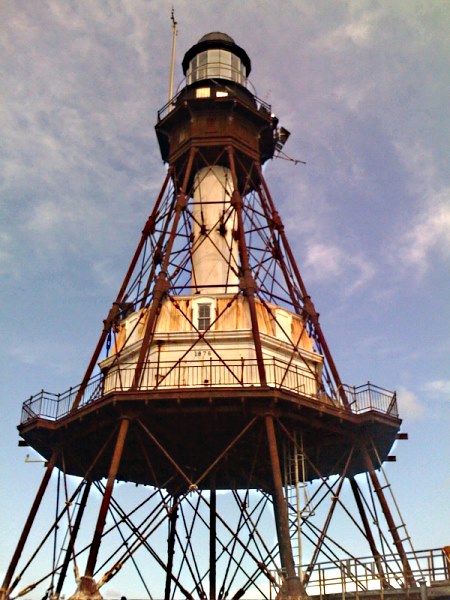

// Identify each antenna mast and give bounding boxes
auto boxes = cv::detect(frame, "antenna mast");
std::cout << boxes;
[168,9,178,105]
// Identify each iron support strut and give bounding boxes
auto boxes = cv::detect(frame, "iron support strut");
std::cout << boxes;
[256,165,349,408]
[131,149,196,390]
[349,477,390,589]
[70,418,130,600]
[265,415,306,599]
[164,496,179,600]
[228,147,267,386]
[86,417,130,577]
[0,449,59,600]
[303,447,355,587]
[362,444,417,588]
[55,481,92,597]
[71,169,173,411]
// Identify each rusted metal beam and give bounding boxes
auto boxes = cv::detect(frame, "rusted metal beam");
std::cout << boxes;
[257,164,349,409]
[265,415,306,598]
[71,169,173,412]
[85,417,130,578]
[349,476,391,589]
[132,148,196,389]
[164,495,179,600]
[137,419,194,488]
[303,446,355,587]
[55,480,92,596]
[228,147,267,387]
[362,444,417,588]
[0,449,59,600]
[194,417,258,488]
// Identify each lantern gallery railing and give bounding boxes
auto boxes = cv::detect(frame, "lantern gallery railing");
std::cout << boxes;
[157,84,272,122]
[20,358,398,424]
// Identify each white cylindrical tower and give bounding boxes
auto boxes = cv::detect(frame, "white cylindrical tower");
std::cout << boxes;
[181,33,252,295]
[191,165,239,293]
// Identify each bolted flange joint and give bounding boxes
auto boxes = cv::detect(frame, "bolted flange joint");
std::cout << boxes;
[103,303,121,332]
[175,192,188,212]
[230,190,243,209]
[239,271,257,296]
[142,214,156,236]
[302,295,319,320]
[271,210,284,231]
[153,273,170,299]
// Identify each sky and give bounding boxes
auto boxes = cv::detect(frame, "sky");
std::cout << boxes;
[1,0,449,596]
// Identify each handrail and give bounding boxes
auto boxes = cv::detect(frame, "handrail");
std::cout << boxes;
[157,83,272,122]
[20,358,397,425]
[299,547,450,595]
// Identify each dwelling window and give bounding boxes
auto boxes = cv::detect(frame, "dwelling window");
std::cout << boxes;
[198,303,211,330]
[196,87,211,98]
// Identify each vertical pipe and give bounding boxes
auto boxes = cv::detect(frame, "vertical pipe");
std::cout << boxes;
[0,449,59,599]
[85,418,130,578]
[265,415,305,598]
[168,10,178,105]
[210,477,217,600]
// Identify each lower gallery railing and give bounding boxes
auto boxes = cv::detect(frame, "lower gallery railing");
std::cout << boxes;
[20,358,398,424]
[294,547,450,596]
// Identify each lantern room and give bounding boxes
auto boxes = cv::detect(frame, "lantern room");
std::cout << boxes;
[182,32,251,87]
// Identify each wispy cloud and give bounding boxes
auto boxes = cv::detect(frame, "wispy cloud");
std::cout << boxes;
[423,379,450,400]
[397,386,425,420]
[312,7,381,52]
[303,242,376,294]
[398,188,450,274]
[0,232,16,278]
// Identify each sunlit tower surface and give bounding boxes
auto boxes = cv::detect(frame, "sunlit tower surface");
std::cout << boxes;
[2,32,441,600]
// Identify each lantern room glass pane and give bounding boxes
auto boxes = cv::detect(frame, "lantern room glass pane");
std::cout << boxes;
[187,49,246,86]
[197,51,207,81]
[207,49,220,78]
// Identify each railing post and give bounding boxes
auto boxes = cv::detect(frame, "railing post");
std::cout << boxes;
[318,563,323,600]
[419,579,428,600]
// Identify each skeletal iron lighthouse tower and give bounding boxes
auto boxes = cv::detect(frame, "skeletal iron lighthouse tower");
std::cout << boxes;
[2,33,424,600]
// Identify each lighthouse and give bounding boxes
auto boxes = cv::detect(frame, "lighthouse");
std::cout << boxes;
[1,32,424,600]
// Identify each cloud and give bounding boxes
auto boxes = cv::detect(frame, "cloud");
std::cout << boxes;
[390,137,450,277]
[303,242,375,294]
[312,7,380,52]
[0,232,16,278]
[423,379,450,400]
[397,386,425,420]
[397,188,450,275]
